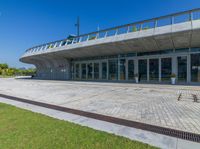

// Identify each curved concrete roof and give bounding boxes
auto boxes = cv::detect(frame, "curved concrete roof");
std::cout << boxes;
[20,9,200,68]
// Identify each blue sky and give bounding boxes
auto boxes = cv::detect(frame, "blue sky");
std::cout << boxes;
[0,0,200,68]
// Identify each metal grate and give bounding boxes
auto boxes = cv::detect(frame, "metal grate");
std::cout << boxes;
[0,93,200,142]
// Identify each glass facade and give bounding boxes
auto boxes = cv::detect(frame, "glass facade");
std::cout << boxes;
[191,54,200,82]
[120,59,126,80]
[87,63,93,80]
[75,64,80,79]
[138,59,147,81]
[94,63,99,79]
[161,58,172,81]
[73,48,200,84]
[149,59,159,81]
[81,64,86,79]
[109,59,118,80]
[177,56,187,82]
[128,60,134,80]
[102,62,107,79]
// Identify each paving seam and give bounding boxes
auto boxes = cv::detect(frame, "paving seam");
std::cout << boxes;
[0,93,200,143]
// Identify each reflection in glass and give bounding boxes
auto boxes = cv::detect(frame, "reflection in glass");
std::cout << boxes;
[109,59,118,80]
[81,64,86,79]
[138,59,147,81]
[120,59,126,80]
[128,60,134,80]
[94,63,99,80]
[102,62,107,79]
[87,63,93,79]
[177,56,187,82]
[191,54,200,82]
[75,64,80,79]
[161,58,172,81]
[149,59,159,81]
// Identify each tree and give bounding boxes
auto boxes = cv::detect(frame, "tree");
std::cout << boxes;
[0,63,8,69]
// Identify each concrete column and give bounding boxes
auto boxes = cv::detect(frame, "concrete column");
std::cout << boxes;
[99,62,102,80]
[172,55,177,76]
[79,63,81,80]
[80,63,82,80]
[134,58,138,75]
[147,59,149,82]
[187,54,191,83]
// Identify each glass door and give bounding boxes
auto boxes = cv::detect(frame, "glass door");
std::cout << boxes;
[81,64,86,79]
[108,59,118,80]
[128,60,134,80]
[177,56,187,82]
[149,59,159,81]
[75,63,80,79]
[161,58,172,81]
[87,63,93,80]
[119,59,126,80]
[138,59,147,81]
[94,63,99,80]
[191,53,200,82]
[102,62,107,80]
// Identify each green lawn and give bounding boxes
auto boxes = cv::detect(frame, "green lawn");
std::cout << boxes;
[0,103,158,149]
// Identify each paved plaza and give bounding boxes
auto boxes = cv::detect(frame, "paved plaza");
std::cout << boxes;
[0,78,200,134]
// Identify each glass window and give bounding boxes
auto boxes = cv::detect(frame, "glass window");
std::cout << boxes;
[81,64,86,79]
[87,63,93,80]
[102,62,107,80]
[178,56,187,82]
[174,13,190,24]
[149,59,159,81]
[109,59,118,80]
[161,58,172,81]
[191,54,200,82]
[94,63,99,80]
[175,48,189,53]
[128,60,134,80]
[138,59,147,81]
[120,59,126,80]
[75,64,80,79]
[192,10,200,20]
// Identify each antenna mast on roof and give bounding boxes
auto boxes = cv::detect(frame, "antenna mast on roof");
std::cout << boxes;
[75,16,80,37]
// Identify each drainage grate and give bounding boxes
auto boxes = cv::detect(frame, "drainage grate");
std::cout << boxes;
[0,93,200,143]
[177,93,182,101]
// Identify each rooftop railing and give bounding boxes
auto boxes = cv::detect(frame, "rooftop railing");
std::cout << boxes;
[24,8,200,55]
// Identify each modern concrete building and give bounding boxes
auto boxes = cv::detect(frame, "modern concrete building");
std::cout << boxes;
[20,8,200,84]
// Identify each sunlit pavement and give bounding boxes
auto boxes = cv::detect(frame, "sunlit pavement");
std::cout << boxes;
[0,78,200,134]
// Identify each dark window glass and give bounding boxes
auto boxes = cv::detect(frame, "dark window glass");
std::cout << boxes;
[75,64,80,79]
[94,63,99,80]
[87,63,93,79]
[191,54,200,82]
[102,62,107,79]
[81,64,86,79]
[161,58,172,81]
[149,59,159,81]
[178,56,187,82]
[109,59,118,80]
[128,60,134,80]
[120,59,126,80]
[139,59,147,81]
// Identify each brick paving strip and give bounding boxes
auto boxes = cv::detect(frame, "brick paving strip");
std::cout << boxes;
[0,93,200,143]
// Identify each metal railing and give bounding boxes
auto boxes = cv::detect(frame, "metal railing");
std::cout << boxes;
[24,8,200,55]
